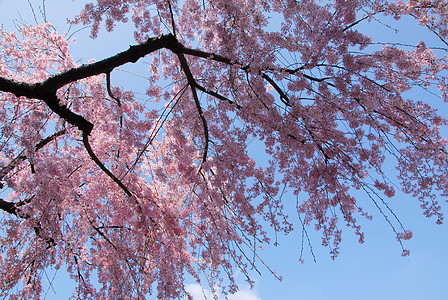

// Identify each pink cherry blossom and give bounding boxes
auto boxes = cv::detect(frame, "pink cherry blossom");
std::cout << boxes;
[0,0,447,298]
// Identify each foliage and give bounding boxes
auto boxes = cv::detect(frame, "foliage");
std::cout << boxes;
[0,0,447,298]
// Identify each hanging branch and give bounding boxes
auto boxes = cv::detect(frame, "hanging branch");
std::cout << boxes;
[176,52,210,164]
[82,133,132,197]
[106,72,123,129]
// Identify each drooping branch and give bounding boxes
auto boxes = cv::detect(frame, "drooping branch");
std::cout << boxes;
[82,133,132,197]
[106,72,123,130]
[176,52,210,164]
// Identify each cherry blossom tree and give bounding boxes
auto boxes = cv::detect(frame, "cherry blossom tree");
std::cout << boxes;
[0,0,447,298]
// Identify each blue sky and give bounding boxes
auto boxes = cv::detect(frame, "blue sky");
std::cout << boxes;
[1,1,448,299]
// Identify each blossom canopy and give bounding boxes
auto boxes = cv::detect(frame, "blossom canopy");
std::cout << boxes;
[0,0,447,299]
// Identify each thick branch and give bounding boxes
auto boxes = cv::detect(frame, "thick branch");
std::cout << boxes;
[0,196,34,216]
[44,95,94,134]
[0,34,179,135]
[0,198,17,215]
[44,34,178,88]
[0,78,93,134]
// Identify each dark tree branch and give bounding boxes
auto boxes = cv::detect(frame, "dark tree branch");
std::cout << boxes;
[180,44,308,76]
[0,78,93,134]
[261,73,291,106]
[343,14,371,32]
[195,83,242,109]
[35,129,67,151]
[0,198,18,215]
[0,195,34,216]
[106,72,121,107]
[302,74,333,85]
[176,52,210,164]
[0,34,179,135]
[106,72,123,129]
[82,133,132,197]
[167,1,177,37]
[44,34,179,88]
[181,47,235,65]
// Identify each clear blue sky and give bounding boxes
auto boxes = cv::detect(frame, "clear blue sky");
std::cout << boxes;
[1,1,447,299]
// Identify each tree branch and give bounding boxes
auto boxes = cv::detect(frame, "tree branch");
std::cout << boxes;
[195,83,242,109]
[176,52,210,164]
[82,133,132,197]
[44,34,178,89]
[0,198,18,215]
[261,73,290,106]
[0,34,179,135]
